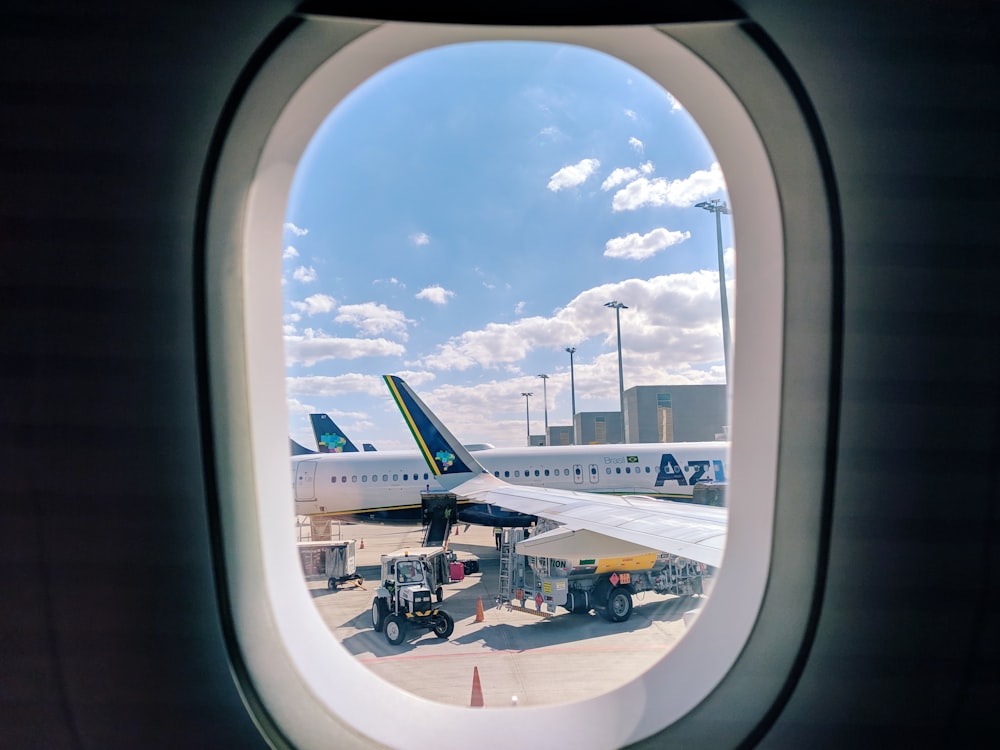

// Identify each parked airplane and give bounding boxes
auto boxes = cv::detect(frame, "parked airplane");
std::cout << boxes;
[5,4,998,750]
[383,375,727,565]
[293,435,727,518]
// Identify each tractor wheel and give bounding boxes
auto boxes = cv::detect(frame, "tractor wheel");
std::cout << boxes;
[436,586,444,603]
[328,578,338,591]
[432,611,455,639]
[371,598,388,632]
[384,614,407,645]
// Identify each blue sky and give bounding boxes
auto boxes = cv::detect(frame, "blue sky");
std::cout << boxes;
[283,41,733,450]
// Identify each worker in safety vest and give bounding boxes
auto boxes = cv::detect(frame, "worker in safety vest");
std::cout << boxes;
[494,527,503,550]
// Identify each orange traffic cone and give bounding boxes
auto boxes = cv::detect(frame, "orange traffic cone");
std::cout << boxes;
[475,596,485,623]
[470,666,484,707]
[454,525,459,535]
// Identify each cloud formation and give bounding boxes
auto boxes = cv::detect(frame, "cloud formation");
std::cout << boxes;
[284,222,309,236]
[419,271,726,374]
[604,228,692,260]
[335,302,412,339]
[284,330,406,367]
[293,265,317,283]
[611,162,725,211]
[410,232,430,246]
[290,293,336,316]
[416,285,455,305]
[547,158,601,191]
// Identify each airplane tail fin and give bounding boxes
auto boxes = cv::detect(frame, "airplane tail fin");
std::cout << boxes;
[383,375,488,491]
[309,413,360,453]
[289,437,316,455]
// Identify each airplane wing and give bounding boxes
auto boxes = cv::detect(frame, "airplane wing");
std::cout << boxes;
[383,375,727,567]
[439,472,725,566]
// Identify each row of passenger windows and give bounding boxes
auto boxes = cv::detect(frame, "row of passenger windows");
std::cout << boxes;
[494,466,654,478]
[330,472,432,483]
[328,465,655,483]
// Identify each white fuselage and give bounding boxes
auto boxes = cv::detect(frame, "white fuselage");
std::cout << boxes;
[292,442,729,516]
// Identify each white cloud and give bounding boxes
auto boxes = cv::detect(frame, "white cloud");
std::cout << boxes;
[411,232,430,246]
[624,109,637,120]
[335,302,412,339]
[416,285,455,305]
[547,158,601,191]
[666,93,685,112]
[374,277,404,288]
[640,161,655,174]
[284,329,405,367]
[539,125,562,138]
[611,162,725,211]
[292,265,317,283]
[601,167,640,191]
[290,293,336,316]
[514,301,526,315]
[284,222,309,236]
[604,228,692,260]
[283,245,299,260]
[419,272,728,375]
[629,137,644,153]
[287,370,435,398]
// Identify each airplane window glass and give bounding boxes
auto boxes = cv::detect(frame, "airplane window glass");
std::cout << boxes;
[272,35,745,724]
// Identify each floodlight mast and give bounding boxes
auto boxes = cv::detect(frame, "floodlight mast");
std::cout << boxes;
[537,374,550,446]
[520,392,532,447]
[604,301,628,443]
[695,199,733,384]
[565,347,577,444]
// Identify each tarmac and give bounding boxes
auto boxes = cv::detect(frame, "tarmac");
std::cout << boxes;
[303,518,703,708]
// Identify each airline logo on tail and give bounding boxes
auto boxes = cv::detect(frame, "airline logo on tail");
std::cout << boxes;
[383,375,475,477]
[320,433,348,452]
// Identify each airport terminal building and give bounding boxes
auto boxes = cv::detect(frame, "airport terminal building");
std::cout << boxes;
[551,384,726,445]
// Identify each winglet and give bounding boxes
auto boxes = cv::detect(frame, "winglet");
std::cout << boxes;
[382,375,488,490]
[309,413,360,453]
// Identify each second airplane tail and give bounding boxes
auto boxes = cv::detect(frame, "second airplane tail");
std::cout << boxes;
[309,413,360,453]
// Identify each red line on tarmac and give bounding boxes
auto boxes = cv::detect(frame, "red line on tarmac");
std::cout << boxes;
[357,644,669,664]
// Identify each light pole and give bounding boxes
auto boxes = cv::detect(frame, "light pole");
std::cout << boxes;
[521,392,532,447]
[537,374,550,446]
[604,300,628,443]
[695,199,733,384]
[565,347,577,444]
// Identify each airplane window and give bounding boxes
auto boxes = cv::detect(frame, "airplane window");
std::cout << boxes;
[331,476,336,483]
[382,474,388,482]
[341,476,347,483]
[393,473,398,481]
[204,13,829,750]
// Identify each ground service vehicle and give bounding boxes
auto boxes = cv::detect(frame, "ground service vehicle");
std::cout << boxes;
[370,548,456,645]
[498,525,708,622]
[296,540,363,591]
